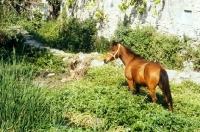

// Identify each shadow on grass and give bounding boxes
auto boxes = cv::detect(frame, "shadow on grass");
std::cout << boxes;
[118,80,169,110]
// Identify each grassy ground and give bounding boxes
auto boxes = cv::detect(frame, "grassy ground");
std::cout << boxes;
[1,59,200,131]
[59,64,200,131]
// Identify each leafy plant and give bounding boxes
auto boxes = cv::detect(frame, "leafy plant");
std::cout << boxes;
[58,65,200,131]
[0,56,62,131]
[58,17,98,52]
[66,0,75,8]
[93,36,110,53]
[118,0,147,14]
[95,8,109,23]
[154,0,161,4]
[112,23,185,70]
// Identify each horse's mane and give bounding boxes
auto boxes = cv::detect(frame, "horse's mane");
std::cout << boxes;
[112,41,143,59]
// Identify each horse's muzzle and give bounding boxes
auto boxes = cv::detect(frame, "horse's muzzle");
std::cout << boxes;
[104,59,109,64]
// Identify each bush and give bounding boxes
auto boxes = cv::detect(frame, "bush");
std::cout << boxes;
[58,17,97,52]
[0,28,25,59]
[24,17,110,53]
[93,36,110,53]
[183,44,200,71]
[112,23,186,70]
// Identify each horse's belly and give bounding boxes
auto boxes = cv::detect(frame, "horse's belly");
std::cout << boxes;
[133,75,146,85]
[125,68,146,85]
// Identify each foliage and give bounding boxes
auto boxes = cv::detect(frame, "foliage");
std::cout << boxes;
[1,54,200,131]
[24,20,60,46]
[66,0,76,8]
[58,65,200,131]
[118,0,147,14]
[23,17,110,53]
[0,27,65,73]
[0,57,62,131]
[154,0,161,4]
[183,44,200,71]
[95,8,109,23]
[0,28,25,59]
[112,23,185,70]
[24,49,66,73]
[93,36,110,53]
[194,46,200,71]
[58,17,97,52]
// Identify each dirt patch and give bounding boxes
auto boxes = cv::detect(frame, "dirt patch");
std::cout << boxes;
[34,52,103,89]
[67,52,92,80]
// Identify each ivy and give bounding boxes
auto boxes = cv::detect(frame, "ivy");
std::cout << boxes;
[118,0,161,14]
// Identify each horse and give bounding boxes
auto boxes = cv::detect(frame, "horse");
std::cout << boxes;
[103,42,173,112]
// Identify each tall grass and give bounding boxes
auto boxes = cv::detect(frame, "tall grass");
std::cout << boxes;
[0,54,62,131]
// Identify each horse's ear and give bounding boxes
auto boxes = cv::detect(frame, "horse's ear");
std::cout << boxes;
[111,41,118,46]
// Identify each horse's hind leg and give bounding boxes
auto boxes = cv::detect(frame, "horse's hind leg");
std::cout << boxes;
[148,86,157,103]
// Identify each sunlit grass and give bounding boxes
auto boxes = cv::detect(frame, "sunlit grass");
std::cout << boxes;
[1,59,200,131]
[60,64,200,131]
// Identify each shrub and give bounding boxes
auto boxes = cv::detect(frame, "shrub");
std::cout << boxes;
[93,36,110,53]
[183,44,200,71]
[112,23,185,70]
[58,17,98,52]
[24,17,110,53]
[0,28,25,59]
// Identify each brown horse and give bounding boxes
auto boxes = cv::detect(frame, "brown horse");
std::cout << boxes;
[104,42,173,112]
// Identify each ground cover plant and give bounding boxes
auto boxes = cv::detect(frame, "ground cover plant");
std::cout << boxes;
[1,23,200,132]
[1,59,200,131]
[59,64,200,131]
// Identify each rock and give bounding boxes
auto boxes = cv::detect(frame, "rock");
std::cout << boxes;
[61,77,68,83]
[90,60,104,67]
[179,72,190,79]
[166,70,178,82]
[46,73,55,77]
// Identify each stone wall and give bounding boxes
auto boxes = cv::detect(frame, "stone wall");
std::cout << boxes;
[61,0,200,44]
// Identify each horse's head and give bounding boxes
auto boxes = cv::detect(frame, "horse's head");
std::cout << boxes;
[104,42,121,64]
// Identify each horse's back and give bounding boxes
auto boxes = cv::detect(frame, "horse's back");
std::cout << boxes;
[126,59,163,86]
[144,62,163,86]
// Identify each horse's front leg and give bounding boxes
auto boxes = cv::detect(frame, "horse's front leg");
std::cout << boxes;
[135,83,140,94]
[126,78,135,94]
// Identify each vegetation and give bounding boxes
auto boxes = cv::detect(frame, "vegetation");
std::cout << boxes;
[0,58,61,131]
[112,23,197,70]
[1,1,200,131]
[1,59,200,131]
[23,17,110,53]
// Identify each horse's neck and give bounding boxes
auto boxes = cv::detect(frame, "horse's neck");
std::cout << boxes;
[119,49,134,66]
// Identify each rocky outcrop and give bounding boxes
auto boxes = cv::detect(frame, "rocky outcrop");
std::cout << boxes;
[61,0,200,43]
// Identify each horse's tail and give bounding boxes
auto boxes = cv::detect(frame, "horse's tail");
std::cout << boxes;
[159,69,173,112]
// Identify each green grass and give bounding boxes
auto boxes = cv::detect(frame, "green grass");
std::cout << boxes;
[59,64,200,131]
[1,59,200,131]
[0,57,63,131]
